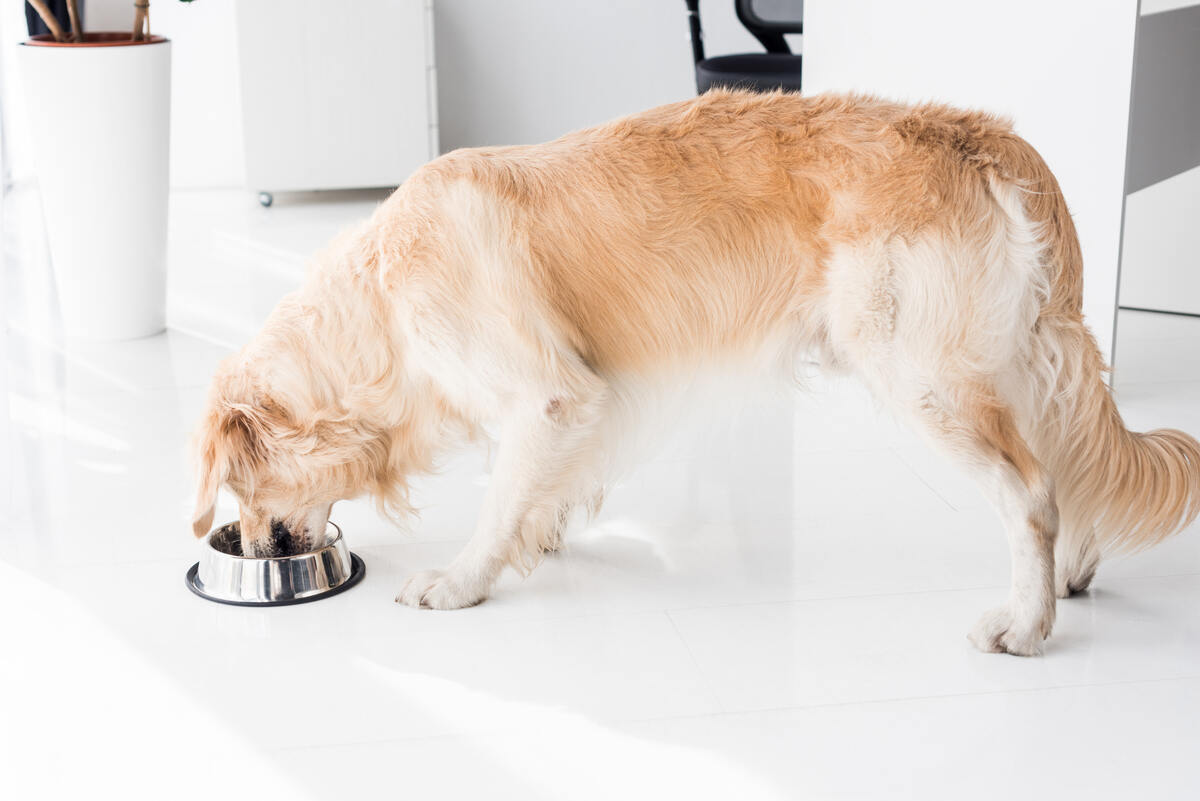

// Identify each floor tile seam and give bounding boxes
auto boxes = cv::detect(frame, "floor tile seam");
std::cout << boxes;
[887,445,963,513]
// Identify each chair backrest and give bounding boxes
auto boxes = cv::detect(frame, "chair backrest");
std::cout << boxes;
[736,0,803,54]
[685,1,706,64]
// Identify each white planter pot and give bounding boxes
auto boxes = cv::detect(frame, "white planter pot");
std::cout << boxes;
[18,35,171,341]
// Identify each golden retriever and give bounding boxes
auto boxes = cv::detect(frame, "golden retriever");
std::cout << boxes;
[191,90,1200,655]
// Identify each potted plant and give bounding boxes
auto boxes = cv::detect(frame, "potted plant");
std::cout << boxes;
[18,2,184,340]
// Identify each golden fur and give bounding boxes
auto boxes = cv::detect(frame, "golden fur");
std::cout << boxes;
[193,90,1200,655]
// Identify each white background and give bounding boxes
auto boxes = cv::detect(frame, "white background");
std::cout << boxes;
[6,0,764,187]
[5,0,1154,359]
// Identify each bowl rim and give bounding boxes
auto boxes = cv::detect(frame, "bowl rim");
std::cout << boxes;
[203,520,344,561]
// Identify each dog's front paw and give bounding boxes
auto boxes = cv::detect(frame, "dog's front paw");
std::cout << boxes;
[968,602,1054,656]
[395,569,487,610]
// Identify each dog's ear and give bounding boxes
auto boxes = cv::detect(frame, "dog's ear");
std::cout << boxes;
[191,404,272,538]
[192,421,224,539]
[220,403,273,466]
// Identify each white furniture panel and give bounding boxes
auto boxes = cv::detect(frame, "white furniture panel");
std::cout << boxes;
[1140,0,1200,14]
[433,0,697,151]
[235,0,437,193]
[1119,165,1200,315]
[1116,1,1200,319]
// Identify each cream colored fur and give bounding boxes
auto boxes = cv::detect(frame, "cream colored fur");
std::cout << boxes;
[192,91,1200,655]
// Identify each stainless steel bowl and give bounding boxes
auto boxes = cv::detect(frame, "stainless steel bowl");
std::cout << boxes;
[186,521,365,606]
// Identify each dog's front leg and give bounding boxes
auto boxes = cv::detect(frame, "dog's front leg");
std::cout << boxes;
[397,384,606,609]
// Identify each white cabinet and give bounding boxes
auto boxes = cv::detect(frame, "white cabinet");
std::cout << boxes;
[235,0,437,194]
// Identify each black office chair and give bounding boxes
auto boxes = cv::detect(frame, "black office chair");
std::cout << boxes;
[686,0,803,94]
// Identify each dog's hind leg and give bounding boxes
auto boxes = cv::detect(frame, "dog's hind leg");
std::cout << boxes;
[1055,526,1100,598]
[396,368,608,609]
[902,386,1058,655]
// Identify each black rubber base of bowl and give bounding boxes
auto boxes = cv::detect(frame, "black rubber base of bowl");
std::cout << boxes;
[185,553,366,607]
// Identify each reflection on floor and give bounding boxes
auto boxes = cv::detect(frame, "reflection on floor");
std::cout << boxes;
[3,190,1198,800]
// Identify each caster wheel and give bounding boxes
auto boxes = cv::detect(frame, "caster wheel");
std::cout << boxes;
[258,192,273,208]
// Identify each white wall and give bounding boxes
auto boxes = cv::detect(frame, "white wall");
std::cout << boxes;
[433,0,770,150]
[803,0,1138,363]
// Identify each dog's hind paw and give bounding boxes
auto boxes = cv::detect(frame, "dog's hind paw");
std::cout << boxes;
[967,603,1053,657]
[395,568,487,610]
[1055,563,1098,599]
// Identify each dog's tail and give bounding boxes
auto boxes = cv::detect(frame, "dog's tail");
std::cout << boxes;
[1035,316,1200,554]
[990,136,1200,585]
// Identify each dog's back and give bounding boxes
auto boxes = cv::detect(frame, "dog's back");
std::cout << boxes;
[384,93,1049,370]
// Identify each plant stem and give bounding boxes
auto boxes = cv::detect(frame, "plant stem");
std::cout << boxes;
[26,0,69,42]
[132,1,150,42]
[66,0,82,42]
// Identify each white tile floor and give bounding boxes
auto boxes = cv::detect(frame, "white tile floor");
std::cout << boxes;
[3,194,1200,800]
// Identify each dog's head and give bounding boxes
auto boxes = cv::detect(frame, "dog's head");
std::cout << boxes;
[191,355,397,556]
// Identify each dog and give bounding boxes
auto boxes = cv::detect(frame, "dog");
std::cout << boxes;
[191,90,1200,655]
